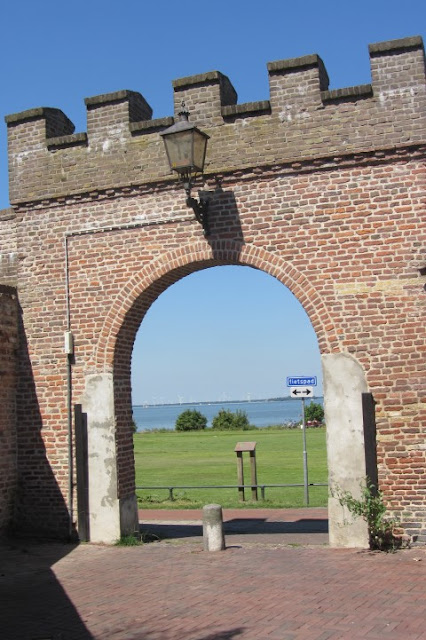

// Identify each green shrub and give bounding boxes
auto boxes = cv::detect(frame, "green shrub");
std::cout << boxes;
[115,533,144,546]
[175,409,207,432]
[212,409,250,430]
[304,401,324,425]
[332,480,400,551]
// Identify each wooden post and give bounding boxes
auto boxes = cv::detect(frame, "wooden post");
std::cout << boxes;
[250,450,258,501]
[75,404,90,541]
[235,442,257,502]
[236,451,244,502]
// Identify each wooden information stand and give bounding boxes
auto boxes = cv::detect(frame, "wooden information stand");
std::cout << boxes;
[234,442,258,501]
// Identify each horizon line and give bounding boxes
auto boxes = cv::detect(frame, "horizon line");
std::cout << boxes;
[133,395,323,408]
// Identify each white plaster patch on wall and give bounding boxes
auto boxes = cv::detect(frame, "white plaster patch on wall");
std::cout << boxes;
[378,85,423,106]
[279,107,293,123]
[335,277,421,296]
[0,252,17,264]
[83,374,115,424]
[15,151,33,165]
[296,111,310,120]
[110,124,128,141]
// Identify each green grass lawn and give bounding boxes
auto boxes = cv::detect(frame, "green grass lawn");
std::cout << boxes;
[134,427,328,509]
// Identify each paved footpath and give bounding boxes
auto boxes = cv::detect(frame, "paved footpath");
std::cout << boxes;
[139,507,329,546]
[1,509,425,640]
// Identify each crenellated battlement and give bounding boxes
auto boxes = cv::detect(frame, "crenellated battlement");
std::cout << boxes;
[5,35,425,205]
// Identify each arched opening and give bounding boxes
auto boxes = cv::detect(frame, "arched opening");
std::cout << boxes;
[84,241,370,546]
[131,264,326,518]
[131,265,322,406]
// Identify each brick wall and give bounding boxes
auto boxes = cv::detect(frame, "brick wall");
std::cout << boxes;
[0,209,17,287]
[3,35,426,541]
[0,285,17,535]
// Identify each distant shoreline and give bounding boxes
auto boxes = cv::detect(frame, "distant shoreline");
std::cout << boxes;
[134,397,324,409]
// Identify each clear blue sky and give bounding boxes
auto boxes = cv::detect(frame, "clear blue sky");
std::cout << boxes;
[1,1,425,404]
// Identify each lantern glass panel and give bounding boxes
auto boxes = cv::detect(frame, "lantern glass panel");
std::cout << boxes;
[164,131,194,172]
[192,130,208,173]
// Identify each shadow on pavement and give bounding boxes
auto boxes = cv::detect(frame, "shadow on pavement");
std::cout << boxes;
[0,540,94,640]
[193,629,244,640]
[0,538,246,640]
[140,517,328,542]
[226,518,328,534]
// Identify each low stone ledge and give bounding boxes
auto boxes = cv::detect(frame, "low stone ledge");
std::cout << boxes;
[222,101,271,118]
[47,132,88,149]
[322,84,373,102]
[130,116,174,134]
[0,208,15,221]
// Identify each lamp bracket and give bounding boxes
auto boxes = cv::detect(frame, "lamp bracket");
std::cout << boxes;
[186,192,210,237]
[183,181,211,236]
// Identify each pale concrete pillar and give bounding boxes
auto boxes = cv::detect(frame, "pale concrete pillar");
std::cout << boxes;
[82,373,138,543]
[203,504,225,551]
[322,353,370,548]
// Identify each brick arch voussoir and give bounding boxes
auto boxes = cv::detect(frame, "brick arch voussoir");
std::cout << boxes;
[238,244,338,354]
[95,243,217,368]
[95,240,339,369]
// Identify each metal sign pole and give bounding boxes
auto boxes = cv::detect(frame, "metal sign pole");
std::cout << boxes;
[302,397,309,506]
[287,376,316,507]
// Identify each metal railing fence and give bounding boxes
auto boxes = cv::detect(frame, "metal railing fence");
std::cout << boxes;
[136,482,328,502]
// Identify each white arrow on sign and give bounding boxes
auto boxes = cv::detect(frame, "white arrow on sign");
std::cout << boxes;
[290,387,313,398]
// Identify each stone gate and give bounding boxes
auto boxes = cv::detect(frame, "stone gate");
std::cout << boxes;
[1,36,425,546]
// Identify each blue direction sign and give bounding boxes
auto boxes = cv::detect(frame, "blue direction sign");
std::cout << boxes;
[287,376,317,387]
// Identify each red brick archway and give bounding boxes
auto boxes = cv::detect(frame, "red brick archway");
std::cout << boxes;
[84,240,368,546]
[103,242,338,504]
[2,36,425,544]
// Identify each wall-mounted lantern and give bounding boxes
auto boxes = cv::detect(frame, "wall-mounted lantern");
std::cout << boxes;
[160,104,211,236]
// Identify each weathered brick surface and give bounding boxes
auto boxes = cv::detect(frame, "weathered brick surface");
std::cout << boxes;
[5,37,425,204]
[0,209,17,287]
[2,36,426,540]
[0,285,17,534]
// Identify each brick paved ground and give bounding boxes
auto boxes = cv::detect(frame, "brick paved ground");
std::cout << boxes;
[139,507,329,546]
[1,509,425,640]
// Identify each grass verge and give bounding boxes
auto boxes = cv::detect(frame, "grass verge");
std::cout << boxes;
[134,427,328,509]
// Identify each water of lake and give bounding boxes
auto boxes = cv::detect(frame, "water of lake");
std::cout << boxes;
[133,398,323,432]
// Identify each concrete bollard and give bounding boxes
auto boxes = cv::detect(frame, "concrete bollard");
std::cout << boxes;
[203,504,225,551]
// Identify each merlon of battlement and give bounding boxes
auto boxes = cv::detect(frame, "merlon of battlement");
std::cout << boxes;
[5,107,75,138]
[171,70,237,126]
[172,70,237,105]
[84,89,152,121]
[267,53,329,90]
